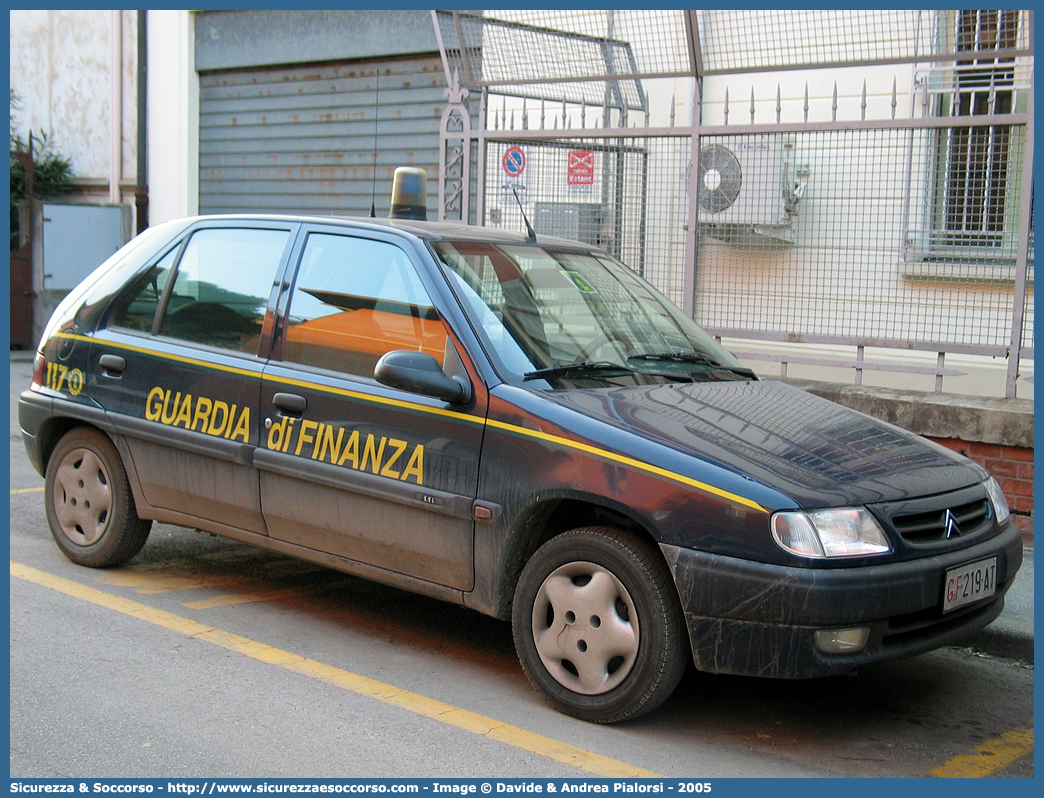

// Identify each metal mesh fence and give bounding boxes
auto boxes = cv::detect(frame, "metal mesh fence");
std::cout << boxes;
[696,9,1032,73]
[441,9,1034,81]
[437,9,692,88]
[481,134,693,305]
[694,128,1033,352]
[698,10,931,72]
[486,139,642,275]
[480,125,1032,355]
[444,9,1033,395]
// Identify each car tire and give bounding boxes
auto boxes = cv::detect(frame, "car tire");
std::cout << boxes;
[44,427,152,567]
[512,527,688,723]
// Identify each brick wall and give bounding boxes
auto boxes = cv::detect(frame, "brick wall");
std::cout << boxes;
[929,438,1034,543]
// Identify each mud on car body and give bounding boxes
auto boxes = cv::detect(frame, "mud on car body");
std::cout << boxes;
[20,208,1023,724]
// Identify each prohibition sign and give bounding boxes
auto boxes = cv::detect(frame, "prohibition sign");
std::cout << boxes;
[502,146,526,177]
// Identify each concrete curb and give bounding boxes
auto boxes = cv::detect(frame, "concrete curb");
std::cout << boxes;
[964,624,1034,663]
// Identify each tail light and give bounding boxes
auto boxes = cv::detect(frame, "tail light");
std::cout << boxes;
[30,352,45,392]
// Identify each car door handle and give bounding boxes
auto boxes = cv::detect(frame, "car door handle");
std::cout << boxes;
[272,392,307,415]
[99,354,126,377]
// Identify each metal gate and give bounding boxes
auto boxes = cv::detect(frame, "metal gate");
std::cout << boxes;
[198,54,449,217]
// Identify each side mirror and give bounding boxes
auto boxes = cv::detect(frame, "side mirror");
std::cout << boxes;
[374,350,472,404]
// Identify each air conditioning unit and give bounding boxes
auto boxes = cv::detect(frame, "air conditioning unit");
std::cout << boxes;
[696,138,804,244]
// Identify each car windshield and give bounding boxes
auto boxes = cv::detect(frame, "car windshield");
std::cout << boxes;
[430,241,754,387]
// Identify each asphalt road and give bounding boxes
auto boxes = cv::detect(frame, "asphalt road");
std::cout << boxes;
[8,355,1034,780]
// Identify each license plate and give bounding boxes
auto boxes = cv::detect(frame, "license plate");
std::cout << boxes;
[943,557,997,613]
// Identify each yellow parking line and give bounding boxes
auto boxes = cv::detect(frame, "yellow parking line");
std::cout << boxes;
[95,569,210,594]
[182,578,360,610]
[928,725,1033,777]
[11,486,44,494]
[11,560,660,778]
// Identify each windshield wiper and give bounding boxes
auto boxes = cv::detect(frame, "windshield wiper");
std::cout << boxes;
[629,350,718,364]
[523,361,638,382]
[628,351,758,379]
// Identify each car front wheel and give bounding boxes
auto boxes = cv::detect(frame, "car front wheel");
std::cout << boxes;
[512,527,688,723]
[44,427,151,567]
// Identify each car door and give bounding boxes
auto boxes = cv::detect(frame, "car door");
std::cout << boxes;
[258,226,486,590]
[89,221,296,533]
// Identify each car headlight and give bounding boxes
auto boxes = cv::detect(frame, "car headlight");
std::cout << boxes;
[984,477,1011,526]
[771,507,891,559]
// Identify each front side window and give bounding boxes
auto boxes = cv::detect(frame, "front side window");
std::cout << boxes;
[282,233,448,378]
[157,228,289,355]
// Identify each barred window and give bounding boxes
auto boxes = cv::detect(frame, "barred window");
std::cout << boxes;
[907,9,1032,268]
[941,10,1019,247]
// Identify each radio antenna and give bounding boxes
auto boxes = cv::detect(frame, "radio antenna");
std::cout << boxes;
[369,70,379,217]
[511,185,537,243]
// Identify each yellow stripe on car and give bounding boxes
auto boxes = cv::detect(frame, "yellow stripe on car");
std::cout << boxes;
[51,333,768,513]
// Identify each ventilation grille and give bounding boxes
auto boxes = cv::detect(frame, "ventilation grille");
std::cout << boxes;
[891,498,991,543]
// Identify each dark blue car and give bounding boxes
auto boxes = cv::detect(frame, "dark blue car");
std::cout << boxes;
[20,208,1022,723]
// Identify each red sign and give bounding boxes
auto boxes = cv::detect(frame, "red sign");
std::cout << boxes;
[567,150,595,186]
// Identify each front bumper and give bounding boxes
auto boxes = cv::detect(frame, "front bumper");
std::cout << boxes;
[661,521,1024,678]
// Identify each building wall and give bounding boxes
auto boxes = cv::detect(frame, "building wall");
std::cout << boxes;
[193,9,439,70]
[10,9,142,347]
[9,9,138,202]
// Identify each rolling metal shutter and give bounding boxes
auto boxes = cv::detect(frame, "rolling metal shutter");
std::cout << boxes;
[198,55,447,217]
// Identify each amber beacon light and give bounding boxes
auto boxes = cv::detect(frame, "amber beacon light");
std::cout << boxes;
[389,167,428,221]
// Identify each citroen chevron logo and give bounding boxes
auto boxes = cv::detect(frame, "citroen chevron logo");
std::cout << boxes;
[943,509,960,539]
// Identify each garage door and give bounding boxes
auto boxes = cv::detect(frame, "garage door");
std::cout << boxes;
[198,55,447,217]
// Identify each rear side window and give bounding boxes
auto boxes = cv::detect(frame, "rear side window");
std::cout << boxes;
[158,228,288,354]
[282,232,448,378]
[111,228,289,354]
[152,228,289,355]
[110,246,179,332]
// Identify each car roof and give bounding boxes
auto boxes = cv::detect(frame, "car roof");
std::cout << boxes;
[180,213,597,251]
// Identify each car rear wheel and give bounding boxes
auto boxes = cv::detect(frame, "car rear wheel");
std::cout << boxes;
[45,427,151,567]
[512,527,688,723]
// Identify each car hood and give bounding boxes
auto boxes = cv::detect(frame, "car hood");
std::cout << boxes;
[543,379,986,509]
